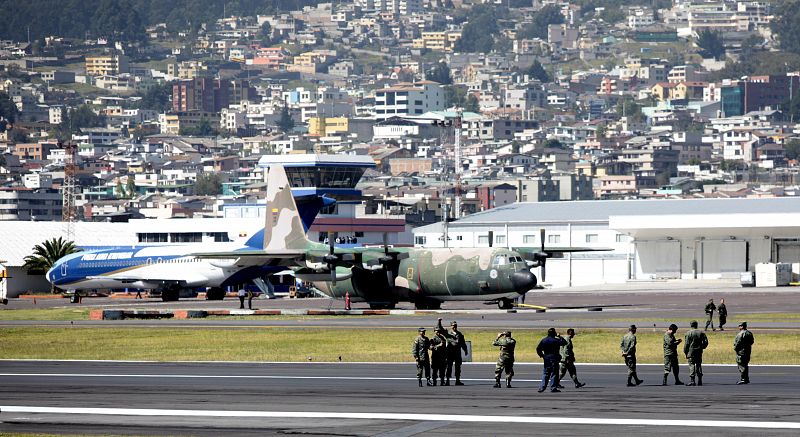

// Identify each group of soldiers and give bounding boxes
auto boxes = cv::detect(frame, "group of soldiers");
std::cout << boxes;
[704,298,728,331]
[623,319,755,387]
[411,318,469,387]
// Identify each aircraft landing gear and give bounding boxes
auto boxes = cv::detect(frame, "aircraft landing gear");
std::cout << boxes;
[414,301,442,310]
[369,302,396,310]
[161,287,180,302]
[497,298,514,310]
[206,287,225,300]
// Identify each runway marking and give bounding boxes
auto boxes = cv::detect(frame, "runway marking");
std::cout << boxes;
[0,373,542,382]
[1,406,799,429]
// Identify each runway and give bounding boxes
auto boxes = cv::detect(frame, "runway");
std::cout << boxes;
[1,360,799,436]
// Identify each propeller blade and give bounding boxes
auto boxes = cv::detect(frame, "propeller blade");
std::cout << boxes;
[488,230,493,248]
[386,268,394,287]
[539,228,545,253]
[330,266,336,286]
[328,232,335,254]
[383,232,389,255]
[539,228,546,283]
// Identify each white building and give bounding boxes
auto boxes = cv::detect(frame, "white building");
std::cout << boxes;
[412,198,800,288]
[374,81,446,121]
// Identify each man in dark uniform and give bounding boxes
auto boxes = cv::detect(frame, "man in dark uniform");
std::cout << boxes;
[621,324,644,386]
[718,299,728,331]
[663,323,684,386]
[536,327,567,393]
[411,327,432,387]
[493,330,516,388]
[684,320,709,386]
[734,321,755,384]
[438,318,468,386]
[430,326,448,386]
[557,328,586,389]
[704,299,716,331]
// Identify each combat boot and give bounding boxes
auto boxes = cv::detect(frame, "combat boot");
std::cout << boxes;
[697,375,703,386]
[506,377,513,388]
[686,377,696,386]
[662,374,669,386]
[432,379,437,386]
[440,379,445,386]
[675,376,684,385]
[493,379,501,388]
[418,378,423,387]
[426,378,433,386]
[455,379,464,386]
[627,376,635,387]
[444,379,450,386]
[575,382,586,388]
[634,375,644,386]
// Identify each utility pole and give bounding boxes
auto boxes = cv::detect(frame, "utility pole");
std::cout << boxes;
[62,142,77,241]
[453,110,463,219]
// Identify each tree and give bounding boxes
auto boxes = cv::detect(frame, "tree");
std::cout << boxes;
[194,173,222,196]
[464,94,480,113]
[696,29,725,60]
[518,5,564,39]
[444,85,468,108]
[595,123,607,139]
[115,179,126,198]
[180,118,217,136]
[526,60,550,83]
[427,62,452,85]
[454,5,499,53]
[785,139,800,160]
[23,237,80,292]
[54,105,106,141]
[277,104,295,132]
[137,82,172,112]
[0,91,18,132]
[542,138,565,149]
[126,176,136,198]
[772,1,800,55]
[259,21,272,46]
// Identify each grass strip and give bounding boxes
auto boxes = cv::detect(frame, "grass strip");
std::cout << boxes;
[0,308,92,321]
[1,327,797,365]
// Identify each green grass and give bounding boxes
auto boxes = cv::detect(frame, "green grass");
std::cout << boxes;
[0,308,91,321]
[1,327,796,364]
[577,313,800,324]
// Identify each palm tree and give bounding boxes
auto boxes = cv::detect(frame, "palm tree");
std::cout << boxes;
[23,237,80,293]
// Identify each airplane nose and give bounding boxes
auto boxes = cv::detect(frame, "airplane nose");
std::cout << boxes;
[46,267,56,283]
[511,270,537,293]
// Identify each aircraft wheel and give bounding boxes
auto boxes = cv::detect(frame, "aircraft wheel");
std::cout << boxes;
[161,289,180,302]
[206,288,225,300]
[498,299,514,310]
[2,298,8,305]
[369,302,396,310]
[415,301,441,310]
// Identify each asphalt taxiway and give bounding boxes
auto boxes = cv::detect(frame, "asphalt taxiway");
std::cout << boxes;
[1,360,799,436]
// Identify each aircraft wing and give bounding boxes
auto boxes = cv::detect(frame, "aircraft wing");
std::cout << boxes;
[189,249,307,262]
[514,246,613,255]
[86,273,209,287]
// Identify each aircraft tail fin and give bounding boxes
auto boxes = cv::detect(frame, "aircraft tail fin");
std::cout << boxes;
[262,164,312,252]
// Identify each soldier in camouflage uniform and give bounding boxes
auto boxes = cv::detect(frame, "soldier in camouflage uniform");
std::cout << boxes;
[684,320,709,386]
[492,330,516,388]
[438,318,468,386]
[663,323,684,386]
[734,321,755,384]
[430,326,448,386]
[411,327,432,387]
[718,299,728,331]
[557,328,586,389]
[621,325,644,387]
[704,299,716,331]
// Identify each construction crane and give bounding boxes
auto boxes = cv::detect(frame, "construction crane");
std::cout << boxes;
[453,110,463,219]
[62,142,77,241]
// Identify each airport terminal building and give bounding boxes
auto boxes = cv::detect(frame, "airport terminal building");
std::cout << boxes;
[412,197,800,288]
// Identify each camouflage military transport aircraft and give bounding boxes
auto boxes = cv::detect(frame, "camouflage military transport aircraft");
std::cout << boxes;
[200,164,574,309]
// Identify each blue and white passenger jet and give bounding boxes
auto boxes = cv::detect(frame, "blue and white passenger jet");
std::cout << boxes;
[46,166,329,301]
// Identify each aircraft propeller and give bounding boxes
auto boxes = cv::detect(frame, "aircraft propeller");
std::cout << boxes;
[368,232,409,287]
[531,228,549,283]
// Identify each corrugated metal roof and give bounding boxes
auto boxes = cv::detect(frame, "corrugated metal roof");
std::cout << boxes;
[454,197,800,225]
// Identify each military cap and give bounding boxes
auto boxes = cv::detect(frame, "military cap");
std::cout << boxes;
[629,324,637,330]
[690,320,698,328]
[669,323,678,332]
[503,330,512,336]
[738,321,748,328]
[418,327,426,333]
[450,321,458,326]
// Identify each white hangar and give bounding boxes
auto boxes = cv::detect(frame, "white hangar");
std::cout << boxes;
[412,197,800,288]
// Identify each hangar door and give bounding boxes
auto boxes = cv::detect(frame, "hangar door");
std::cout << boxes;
[774,239,800,264]
[700,240,746,278]
[635,240,681,279]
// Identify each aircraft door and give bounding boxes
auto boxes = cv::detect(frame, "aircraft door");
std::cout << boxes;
[61,261,67,277]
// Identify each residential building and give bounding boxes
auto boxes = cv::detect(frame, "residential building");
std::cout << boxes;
[85,54,130,76]
[374,81,446,120]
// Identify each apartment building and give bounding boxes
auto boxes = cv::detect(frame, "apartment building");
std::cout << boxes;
[85,54,130,76]
[373,81,445,121]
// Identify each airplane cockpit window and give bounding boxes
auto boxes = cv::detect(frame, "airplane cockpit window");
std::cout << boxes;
[493,255,508,266]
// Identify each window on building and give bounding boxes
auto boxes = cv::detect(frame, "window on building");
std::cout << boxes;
[615,234,628,243]
[478,235,489,245]
[415,236,426,245]
[456,235,463,241]
[585,234,598,243]
[496,235,506,244]
[548,234,561,244]
[523,234,536,244]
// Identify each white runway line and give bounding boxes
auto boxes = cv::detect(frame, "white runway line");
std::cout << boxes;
[0,373,541,382]
[1,406,799,429]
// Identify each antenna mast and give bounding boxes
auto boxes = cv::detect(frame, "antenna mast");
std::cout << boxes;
[453,110,463,219]
[62,142,77,241]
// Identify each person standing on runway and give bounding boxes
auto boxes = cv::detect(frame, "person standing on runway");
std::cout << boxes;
[718,299,728,331]
[537,327,567,393]
[493,330,516,388]
[621,324,644,387]
[704,299,717,331]
[430,325,448,386]
[411,327,432,387]
[663,323,684,386]
[438,318,468,386]
[557,328,586,389]
[734,321,755,384]
[684,320,709,386]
